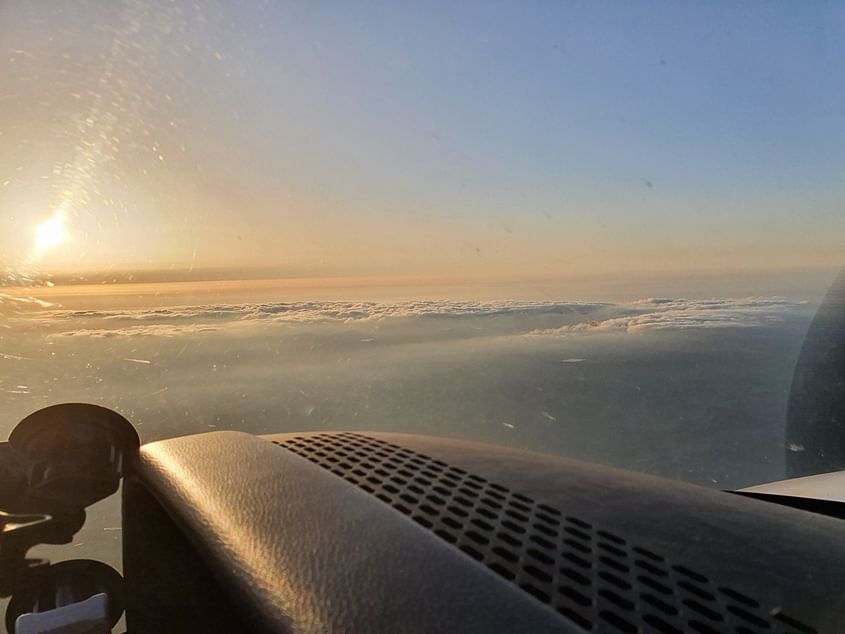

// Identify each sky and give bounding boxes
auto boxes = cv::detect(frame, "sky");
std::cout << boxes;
[0,0,843,288]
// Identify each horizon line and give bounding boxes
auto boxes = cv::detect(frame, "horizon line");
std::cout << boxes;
[1,263,840,289]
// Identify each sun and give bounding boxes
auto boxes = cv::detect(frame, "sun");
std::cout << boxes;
[35,214,67,254]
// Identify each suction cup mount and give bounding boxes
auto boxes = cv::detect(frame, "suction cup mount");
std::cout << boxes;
[8,403,139,508]
[6,560,124,634]
[1,403,139,631]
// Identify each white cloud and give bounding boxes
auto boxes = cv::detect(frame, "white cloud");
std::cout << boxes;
[31,297,804,338]
[528,297,804,335]
[51,323,222,338]
[0,292,53,309]
[44,300,605,323]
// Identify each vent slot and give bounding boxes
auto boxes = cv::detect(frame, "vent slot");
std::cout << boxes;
[277,433,817,634]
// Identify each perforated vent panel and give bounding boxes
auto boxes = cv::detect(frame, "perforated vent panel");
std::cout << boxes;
[277,433,817,634]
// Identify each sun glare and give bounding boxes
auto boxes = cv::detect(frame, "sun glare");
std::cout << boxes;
[35,214,67,254]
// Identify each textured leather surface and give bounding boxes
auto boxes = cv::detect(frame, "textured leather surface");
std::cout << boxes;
[130,429,845,632]
[130,431,574,633]
[123,478,248,633]
[339,432,845,632]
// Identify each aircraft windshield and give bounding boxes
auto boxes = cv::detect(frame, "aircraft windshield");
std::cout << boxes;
[1,0,843,602]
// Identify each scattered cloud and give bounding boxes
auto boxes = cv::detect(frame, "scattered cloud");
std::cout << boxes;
[528,297,805,335]
[0,292,53,310]
[0,352,30,361]
[52,324,222,338]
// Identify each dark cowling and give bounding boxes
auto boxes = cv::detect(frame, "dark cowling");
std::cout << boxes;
[786,268,845,477]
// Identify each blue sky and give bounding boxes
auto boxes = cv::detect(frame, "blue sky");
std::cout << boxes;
[234,2,844,196]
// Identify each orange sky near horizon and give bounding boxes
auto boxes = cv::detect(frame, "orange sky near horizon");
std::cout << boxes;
[2,266,839,313]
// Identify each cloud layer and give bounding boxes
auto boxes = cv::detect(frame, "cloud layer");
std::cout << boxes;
[529,297,805,335]
[0,293,816,492]
[45,300,605,323]
[25,296,806,338]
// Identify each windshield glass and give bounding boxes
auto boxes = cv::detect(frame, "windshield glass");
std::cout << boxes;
[1,0,843,600]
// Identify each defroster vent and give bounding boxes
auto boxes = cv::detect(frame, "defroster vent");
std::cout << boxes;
[277,433,816,634]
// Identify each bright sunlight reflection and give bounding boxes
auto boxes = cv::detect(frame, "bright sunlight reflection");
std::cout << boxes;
[34,213,67,254]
